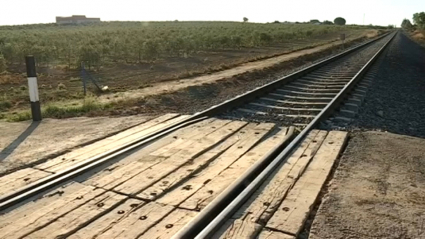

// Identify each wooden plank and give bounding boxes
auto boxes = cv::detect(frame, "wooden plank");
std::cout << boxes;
[214,219,261,239]
[0,168,52,196]
[0,182,88,225]
[24,191,127,238]
[258,229,296,239]
[179,124,280,211]
[0,182,101,238]
[50,114,190,173]
[214,223,295,239]
[34,113,178,172]
[83,118,218,190]
[139,208,197,239]
[266,131,348,236]
[217,130,327,239]
[67,198,146,239]
[37,114,187,173]
[150,118,229,157]
[139,123,275,201]
[69,202,174,239]
[95,202,174,239]
[113,120,248,196]
[137,128,241,201]
[158,126,291,208]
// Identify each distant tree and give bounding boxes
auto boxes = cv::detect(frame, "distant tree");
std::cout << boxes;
[387,25,395,29]
[310,19,320,24]
[322,20,333,25]
[401,19,413,30]
[273,20,280,24]
[243,17,249,22]
[413,12,425,29]
[334,17,346,25]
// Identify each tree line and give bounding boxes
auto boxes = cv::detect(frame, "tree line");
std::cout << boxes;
[0,22,350,72]
[402,12,425,30]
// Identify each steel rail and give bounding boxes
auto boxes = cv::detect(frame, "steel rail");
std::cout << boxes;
[0,31,391,213]
[172,32,397,239]
[0,116,207,211]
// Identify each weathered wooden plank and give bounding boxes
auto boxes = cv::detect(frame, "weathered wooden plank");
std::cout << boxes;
[158,126,290,208]
[266,131,348,236]
[0,182,101,238]
[139,208,197,239]
[150,118,228,157]
[0,168,52,196]
[35,113,179,172]
[178,124,279,211]
[24,191,127,238]
[70,202,174,239]
[258,229,296,239]
[67,198,146,239]
[0,182,87,225]
[137,126,245,201]
[214,219,262,239]
[217,130,327,239]
[37,114,187,173]
[84,118,217,189]
[138,123,273,201]
[113,120,248,196]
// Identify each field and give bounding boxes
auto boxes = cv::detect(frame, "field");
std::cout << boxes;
[0,21,376,121]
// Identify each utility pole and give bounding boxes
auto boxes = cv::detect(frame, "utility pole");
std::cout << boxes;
[363,14,365,25]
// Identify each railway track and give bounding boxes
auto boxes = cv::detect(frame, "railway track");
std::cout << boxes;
[223,34,392,127]
[171,32,396,239]
[0,31,396,239]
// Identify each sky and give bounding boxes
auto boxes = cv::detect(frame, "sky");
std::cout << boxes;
[0,0,423,27]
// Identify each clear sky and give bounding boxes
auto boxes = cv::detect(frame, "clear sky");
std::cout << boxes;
[0,0,423,26]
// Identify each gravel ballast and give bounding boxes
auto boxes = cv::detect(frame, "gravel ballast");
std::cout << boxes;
[220,35,392,125]
[346,32,425,138]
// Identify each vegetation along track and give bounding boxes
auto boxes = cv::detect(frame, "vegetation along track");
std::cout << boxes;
[0,32,396,238]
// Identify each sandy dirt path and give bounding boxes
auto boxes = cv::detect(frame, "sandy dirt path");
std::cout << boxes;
[97,33,374,104]
[309,131,425,239]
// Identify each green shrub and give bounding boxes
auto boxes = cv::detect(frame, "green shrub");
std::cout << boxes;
[0,100,12,111]
[57,83,66,90]
[0,54,6,73]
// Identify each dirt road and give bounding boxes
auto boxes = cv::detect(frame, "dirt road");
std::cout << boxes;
[309,131,425,239]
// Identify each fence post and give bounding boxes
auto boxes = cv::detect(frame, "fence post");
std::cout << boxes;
[25,56,42,121]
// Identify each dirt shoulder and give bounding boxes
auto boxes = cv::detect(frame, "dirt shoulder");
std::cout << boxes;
[0,115,151,174]
[88,31,380,105]
[409,29,425,47]
[309,131,425,239]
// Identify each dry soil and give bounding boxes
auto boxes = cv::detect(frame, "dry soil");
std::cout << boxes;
[309,131,425,239]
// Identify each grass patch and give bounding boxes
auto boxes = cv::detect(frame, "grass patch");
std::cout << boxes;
[6,111,32,122]
[5,96,112,122]
[0,100,12,111]
[43,97,111,118]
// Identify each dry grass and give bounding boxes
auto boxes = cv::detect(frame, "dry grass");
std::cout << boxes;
[4,95,112,122]
[0,74,22,85]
